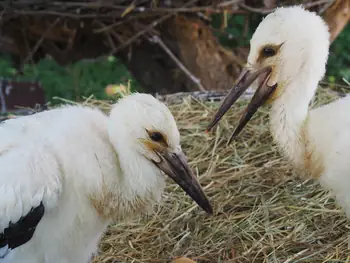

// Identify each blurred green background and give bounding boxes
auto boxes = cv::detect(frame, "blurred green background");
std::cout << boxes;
[0,14,348,104]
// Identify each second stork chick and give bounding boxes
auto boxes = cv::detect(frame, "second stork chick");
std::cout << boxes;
[0,93,212,263]
[207,6,350,216]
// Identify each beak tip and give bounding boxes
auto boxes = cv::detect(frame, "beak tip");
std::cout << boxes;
[227,132,239,145]
[205,123,215,133]
[202,203,214,215]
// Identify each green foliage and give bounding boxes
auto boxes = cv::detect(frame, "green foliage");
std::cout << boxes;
[327,24,350,84]
[0,55,140,104]
[211,13,261,48]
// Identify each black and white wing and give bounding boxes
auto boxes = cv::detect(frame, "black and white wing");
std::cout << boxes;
[0,202,45,258]
[0,138,62,259]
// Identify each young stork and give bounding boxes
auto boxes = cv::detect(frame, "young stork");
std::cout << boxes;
[0,93,212,263]
[207,6,350,216]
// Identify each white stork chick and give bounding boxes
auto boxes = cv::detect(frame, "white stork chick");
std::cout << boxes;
[207,6,350,216]
[0,93,212,263]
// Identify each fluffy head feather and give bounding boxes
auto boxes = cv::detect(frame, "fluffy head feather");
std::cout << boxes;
[248,5,330,99]
[109,93,180,154]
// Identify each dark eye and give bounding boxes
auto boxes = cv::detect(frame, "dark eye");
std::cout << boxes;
[262,47,276,57]
[150,132,163,142]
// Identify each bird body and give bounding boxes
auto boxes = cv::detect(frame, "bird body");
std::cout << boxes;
[207,6,350,216]
[272,92,350,177]
[1,106,118,263]
[280,95,350,214]
[0,94,212,262]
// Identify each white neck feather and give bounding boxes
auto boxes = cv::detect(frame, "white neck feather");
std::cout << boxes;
[98,120,166,221]
[269,69,319,168]
[113,147,165,203]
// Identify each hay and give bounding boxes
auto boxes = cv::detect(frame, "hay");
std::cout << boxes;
[86,87,350,263]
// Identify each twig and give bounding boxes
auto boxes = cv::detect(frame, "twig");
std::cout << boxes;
[303,0,334,9]
[239,0,333,15]
[23,18,61,65]
[110,0,200,54]
[239,3,273,14]
[110,12,174,54]
[150,35,206,92]
[12,1,245,14]
[10,10,121,18]
[283,249,310,263]
[155,89,255,104]
[94,20,119,49]
[218,0,243,7]
[318,0,336,14]
[154,83,347,105]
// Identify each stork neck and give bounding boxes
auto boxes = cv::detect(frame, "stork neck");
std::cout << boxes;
[117,151,165,201]
[91,146,166,222]
[103,124,166,221]
[269,75,318,167]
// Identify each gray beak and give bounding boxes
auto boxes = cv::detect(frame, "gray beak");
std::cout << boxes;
[153,150,213,214]
[206,66,277,143]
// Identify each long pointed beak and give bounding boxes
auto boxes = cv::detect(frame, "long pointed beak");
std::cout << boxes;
[206,66,277,144]
[154,150,213,214]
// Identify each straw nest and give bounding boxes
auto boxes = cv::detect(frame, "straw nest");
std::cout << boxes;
[86,86,349,263]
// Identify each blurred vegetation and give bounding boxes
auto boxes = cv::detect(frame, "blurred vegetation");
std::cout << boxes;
[0,14,348,103]
[326,24,350,84]
[0,54,141,104]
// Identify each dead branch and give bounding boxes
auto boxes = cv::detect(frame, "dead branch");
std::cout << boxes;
[150,35,207,92]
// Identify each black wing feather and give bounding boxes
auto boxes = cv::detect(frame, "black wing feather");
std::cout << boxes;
[0,202,45,254]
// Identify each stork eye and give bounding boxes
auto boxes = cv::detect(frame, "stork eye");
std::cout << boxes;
[150,131,163,142]
[262,46,276,57]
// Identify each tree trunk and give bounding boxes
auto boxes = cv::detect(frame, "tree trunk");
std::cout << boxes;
[116,15,247,94]
[323,0,350,43]
[116,39,191,94]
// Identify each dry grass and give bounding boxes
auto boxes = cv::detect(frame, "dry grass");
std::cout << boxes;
[88,87,350,263]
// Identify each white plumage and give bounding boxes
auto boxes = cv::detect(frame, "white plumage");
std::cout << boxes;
[207,6,350,216]
[0,93,212,263]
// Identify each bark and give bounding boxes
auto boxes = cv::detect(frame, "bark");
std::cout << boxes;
[116,15,246,94]
[323,0,350,43]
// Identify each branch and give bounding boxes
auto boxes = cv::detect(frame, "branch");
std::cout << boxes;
[23,18,61,65]
[239,0,335,15]
[150,35,207,92]
[110,0,201,54]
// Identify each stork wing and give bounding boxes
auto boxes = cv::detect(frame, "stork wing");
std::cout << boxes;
[0,137,62,258]
[0,114,44,152]
[0,202,45,258]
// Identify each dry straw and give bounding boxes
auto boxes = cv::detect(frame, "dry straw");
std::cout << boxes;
[72,86,350,262]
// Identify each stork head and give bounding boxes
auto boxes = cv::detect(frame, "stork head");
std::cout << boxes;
[206,6,330,142]
[109,93,212,214]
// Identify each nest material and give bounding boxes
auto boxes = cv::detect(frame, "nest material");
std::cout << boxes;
[79,86,349,263]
